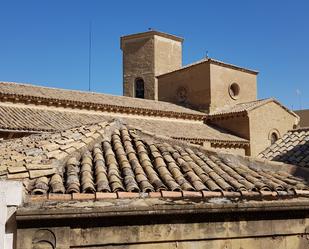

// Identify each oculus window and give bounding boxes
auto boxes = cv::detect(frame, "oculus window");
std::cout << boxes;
[229,83,240,100]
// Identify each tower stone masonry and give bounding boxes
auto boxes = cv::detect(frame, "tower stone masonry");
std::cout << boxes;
[121,31,183,100]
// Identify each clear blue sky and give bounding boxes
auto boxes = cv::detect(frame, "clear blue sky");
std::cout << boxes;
[0,1,308,110]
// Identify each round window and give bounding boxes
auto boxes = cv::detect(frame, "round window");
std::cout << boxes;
[177,86,188,103]
[229,83,240,100]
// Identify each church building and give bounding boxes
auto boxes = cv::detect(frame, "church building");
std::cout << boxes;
[0,30,308,249]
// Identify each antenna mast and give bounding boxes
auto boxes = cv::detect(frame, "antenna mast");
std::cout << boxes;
[296,89,302,110]
[88,21,92,91]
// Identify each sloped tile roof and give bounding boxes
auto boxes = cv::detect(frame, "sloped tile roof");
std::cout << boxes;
[207,98,298,119]
[1,120,308,200]
[0,82,205,119]
[0,104,248,144]
[258,128,309,168]
[0,105,107,132]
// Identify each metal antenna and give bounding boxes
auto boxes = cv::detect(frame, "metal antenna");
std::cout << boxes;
[88,21,92,91]
[296,89,302,110]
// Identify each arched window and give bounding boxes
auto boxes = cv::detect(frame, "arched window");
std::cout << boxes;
[270,132,278,145]
[135,78,144,99]
[268,129,280,145]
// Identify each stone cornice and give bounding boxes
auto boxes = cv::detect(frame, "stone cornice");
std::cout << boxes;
[0,93,205,121]
[16,197,309,221]
[172,136,249,147]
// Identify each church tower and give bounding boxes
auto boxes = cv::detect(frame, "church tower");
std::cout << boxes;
[121,30,183,100]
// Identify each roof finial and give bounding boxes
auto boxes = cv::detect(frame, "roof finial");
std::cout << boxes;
[205,50,209,59]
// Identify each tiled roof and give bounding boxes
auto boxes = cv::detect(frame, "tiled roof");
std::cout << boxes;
[0,82,205,120]
[0,104,248,144]
[113,116,248,144]
[207,98,298,119]
[0,104,107,132]
[1,120,308,201]
[258,128,309,168]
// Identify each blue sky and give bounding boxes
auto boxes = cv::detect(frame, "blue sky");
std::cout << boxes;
[0,1,308,110]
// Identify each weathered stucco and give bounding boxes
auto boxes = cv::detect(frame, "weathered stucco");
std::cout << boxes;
[15,197,309,249]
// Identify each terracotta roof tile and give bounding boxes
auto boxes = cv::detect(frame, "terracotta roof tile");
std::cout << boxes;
[1,120,308,201]
[209,99,273,116]
[0,81,204,119]
[207,98,298,119]
[0,103,248,144]
[259,128,309,168]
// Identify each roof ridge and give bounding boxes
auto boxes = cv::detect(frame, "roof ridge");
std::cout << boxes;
[207,98,298,120]
[288,127,309,132]
[157,58,258,78]
[0,81,180,104]
[236,98,272,106]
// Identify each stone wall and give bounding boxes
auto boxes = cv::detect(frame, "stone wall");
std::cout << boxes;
[154,35,182,76]
[158,61,257,113]
[158,62,211,111]
[209,63,257,112]
[122,32,182,100]
[122,36,156,99]
[207,115,250,140]
[16,211,309,249]
[249,101,298,156]
[295,109,309,127]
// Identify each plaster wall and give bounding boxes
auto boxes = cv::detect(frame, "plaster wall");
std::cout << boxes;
[209,63,257,112]
[0,181,23,249]
[249,102,298,156]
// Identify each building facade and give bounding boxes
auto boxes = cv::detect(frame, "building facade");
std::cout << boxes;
[0,30,299,157]
[121,30,299,156]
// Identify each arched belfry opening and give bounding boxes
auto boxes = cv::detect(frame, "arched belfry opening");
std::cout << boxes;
[121,30,183,100]
[135,78,145,98]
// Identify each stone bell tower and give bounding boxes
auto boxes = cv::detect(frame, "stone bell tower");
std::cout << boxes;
[121,30,183,100]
